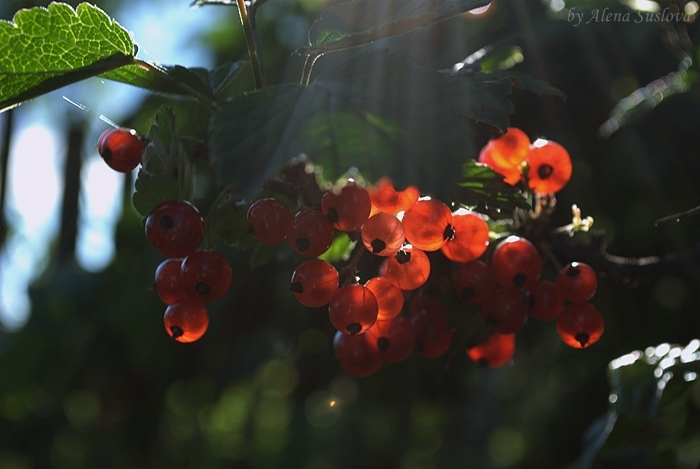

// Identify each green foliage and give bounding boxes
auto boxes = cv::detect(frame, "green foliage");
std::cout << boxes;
[132,106,194,217]
[456,161,530,217]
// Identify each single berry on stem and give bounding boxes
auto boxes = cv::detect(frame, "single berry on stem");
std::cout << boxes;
[440,209,489,263]
[490,236,542,289]
[364,277,404,321]
[402,199,453,251]
[485,127,531,169]
[527,140,573,194]
[246,198,293,245]
[164,297,209,343]
[321,181,372,231]
[556,262,598,303]
[557,302,604,349]
[288,209,335,257]
[97,128,145,173]
[154,258,187,305]
[333,331,382,377]
[384,245,431,291]
[145,200,204,258]
[361,213,405,256]
[181,250,233,303]
[328,285,379,335]
[290,259,339,307]
[364,315,415,364]
[368,178,420,214]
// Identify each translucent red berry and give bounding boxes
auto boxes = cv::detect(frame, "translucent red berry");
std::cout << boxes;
[527,280,565,322]
[247,198,292,245]
[364,277,404,321]
[333,331,382,377]
[467,333,516,368]
[440,210,489,263]
[402,199,453,251]
[361,213,405,256]
[527,140,573,194]
[364,315,415,364]
[288,209,335,257]
[290,259,339,307]
[164,297,209,343]
[97,128,145,173]
[452,260,497,304]
[485,127,531,169]
[557,302,604,349]
[321,182,372,231]
[482,288,529,334]
[368,178,420,214]
[490,236,542,289]
[415,314,453,359]
[328,285,379,335]
[180,250,233,303]
[154,258,187,305]
[479,148,522,185]
[556,262,598,303]
[145,200,204,258]
[384,245,431,291]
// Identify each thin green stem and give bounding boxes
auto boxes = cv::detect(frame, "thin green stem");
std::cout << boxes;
[339,241,367,286]
[301,54,321,86]
[236,0,264,89]
[133,60,218,111]
[539,242,563,273]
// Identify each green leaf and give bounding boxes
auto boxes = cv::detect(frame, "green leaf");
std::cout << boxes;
[318,233,355,264]
[211,50,563,200]
[132,106,194,217]
[297,0,491,56]
[0,2,135,112]
[213,200,258,249]
[455,161,530,217]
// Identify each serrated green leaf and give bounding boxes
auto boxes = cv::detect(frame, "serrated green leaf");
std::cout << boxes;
[0,2,135,112]
[297,0,490,56]
[132,106,194,216]
[456,161,530,217]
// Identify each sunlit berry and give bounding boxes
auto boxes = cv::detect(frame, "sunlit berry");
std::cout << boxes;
[361,213,405,256]
[402,199,453,251]
[364,277,404,321]
[479,149,522,185]
[467,333,516,368]
[164,298,209,343]
[527,140,572,194]
[247,198,292,245]
[333,331,382,377]
[490,236,542,288]
[557,302,604,349]
[145,200,204,258]
[97,128,145,173]
[290,259,339,307]
[288,209,335,257]
[440,209,489,263]
[556,262,597,303]
[321,181,372,231]
[329,285,379,335]
[485,127,531,168]
[365,315,415,364]
[154,258,187,305]
[180,250,233,303]
[384,245,431,291]
[368,178,420,214]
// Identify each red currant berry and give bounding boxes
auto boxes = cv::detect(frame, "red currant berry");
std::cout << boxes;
[361,213,405,256]
[452,260,497,304]
[409,288,445,333]
[557,302,604,349]
[485,127,531,169]
[290,259,339,307]
[490,236,542,289]
[181,250,233,303]
[365,315,415,364]
[164,297,209,343]
[527,280,565,322]
[402,199,453,251]
[527,140,572,194]
[288,209,335,257]
[384,245,431,291]
[482,288,529,334]
[145,200,204,258]
[368,177,420,214]
[328,285,378,335]
[440,210,489,263]
[415,315,453,359]
[321,181,372,231]
[479,149,522,185]
[247,198,292,245]
[333,331,382,377]
[97,128,145,173]
[364,277,404,321]
[556,262,598,303]
[154,258,187,305]
[467,333,515,368]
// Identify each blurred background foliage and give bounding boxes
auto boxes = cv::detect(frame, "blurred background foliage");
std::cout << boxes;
[2,0,700,468]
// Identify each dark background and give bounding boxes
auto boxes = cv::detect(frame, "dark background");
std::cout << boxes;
[2,0,700,468]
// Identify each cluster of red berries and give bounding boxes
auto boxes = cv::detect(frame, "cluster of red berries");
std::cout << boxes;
[147,200,233,342]
[479,126,573,193]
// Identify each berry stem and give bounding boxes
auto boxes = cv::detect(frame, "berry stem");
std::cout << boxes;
[235,0,264,90]
[301,54,321,86]
[339,242,368,286]
[539,241,563,273]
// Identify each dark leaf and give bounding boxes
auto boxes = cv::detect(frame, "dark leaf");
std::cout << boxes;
[456,161,530,216]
